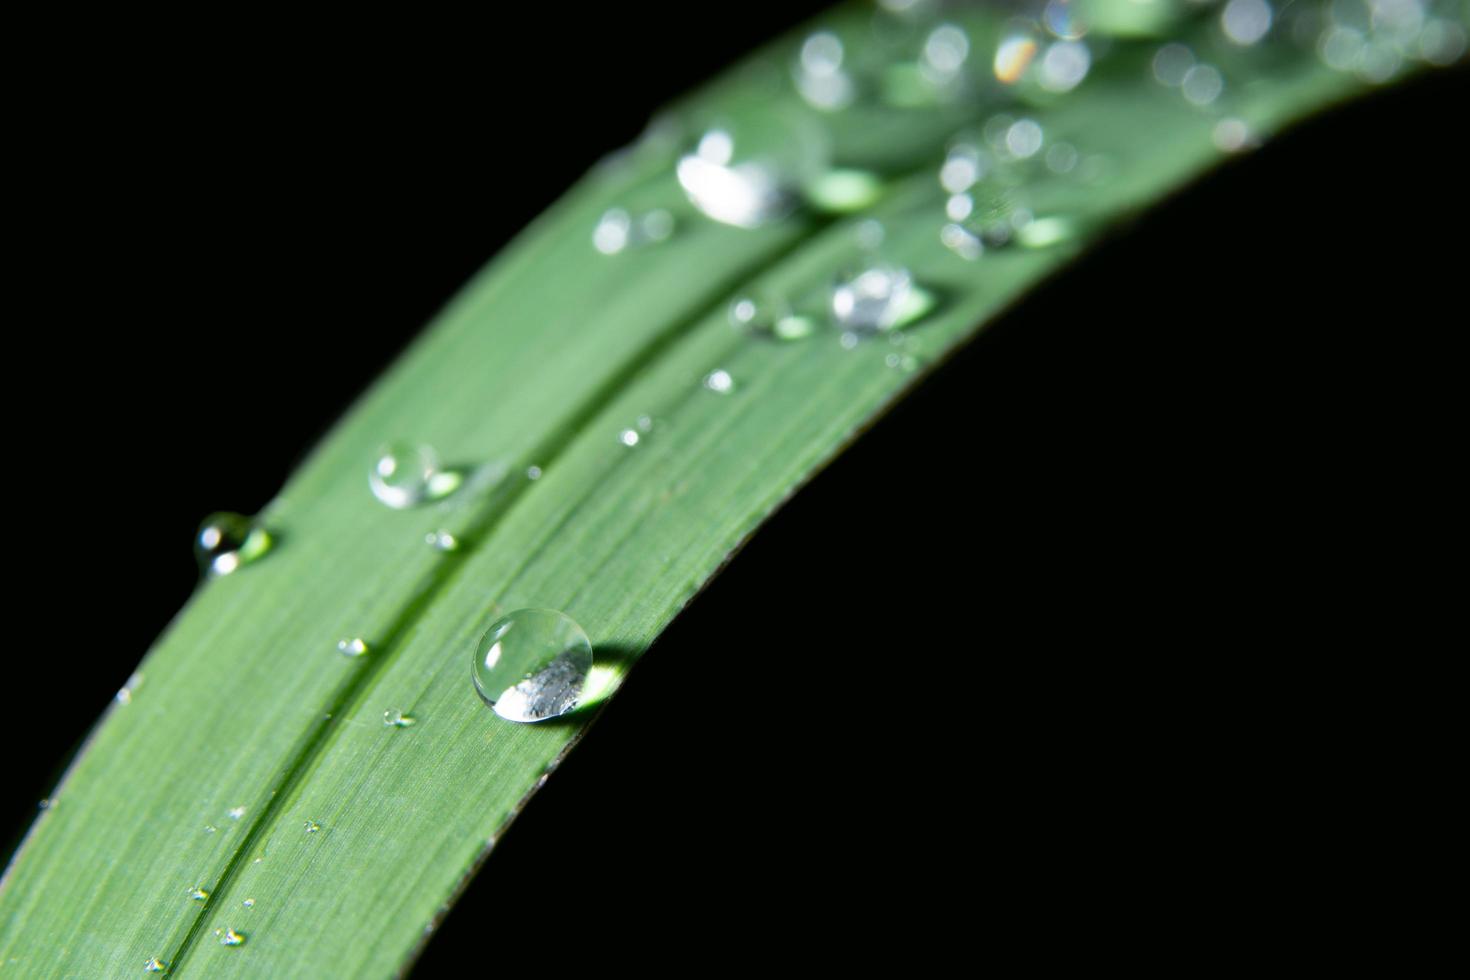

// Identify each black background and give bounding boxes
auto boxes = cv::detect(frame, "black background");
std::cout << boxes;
[6,3,1461,970]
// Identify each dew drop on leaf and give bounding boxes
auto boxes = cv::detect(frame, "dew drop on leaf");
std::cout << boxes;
[337,637,369,658]
[472,609,593,723]
[196,513,272,577]
[369,443,460,509]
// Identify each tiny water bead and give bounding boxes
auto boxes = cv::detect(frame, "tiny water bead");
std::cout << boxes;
[830,264,914,333]
[472,609,593,723]
[144,958,167,973]
[196,513,272,577]
[189,887,209,901]
[337,637,369,658]
[425,529,459,552]
[227,806,246,820]
[728,294,816,341]
[369,443,460,509]
[304,820,321,834]
[619,428,640,448]
[243,898,256,909]
[383,708,416,728]
[591,207,675,255]
[703,369,735,394]
[217,927,245,947]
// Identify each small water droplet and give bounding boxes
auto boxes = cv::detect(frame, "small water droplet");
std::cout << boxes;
[1152,43,1195,87]
[144,957,167,973]
[217,927,246,947]
[830,264,914,333]
[472,609,593,723]
[729,293,816,342]
[383,709,416,728]
[994,31,1040,84]
[227,806,246,820]
[526,465,543,481]
[923,22,971,76]
[337,637,369,658]
[196,513,272,577]
[1222,0,1273,46]
[703,369,735,394]
[636,415,655,433]
[803,169,883,213]
[619,428,641,448]
[940,142,985,193]
[189,887,209,902]
[243,898,256,909]
[1043,0,1088,40]
[839,331,861,350]
[941,222,984,261]
[1181,63,1224,106]
[304,820,321,833]
[592,207,676,255]
[425,529,459,552]
[1004,118,1044,160]
[204,825,217,834]
[794,30,857,110]
[370,443,459,509]
[1038,40,1091,92]
[1212,117,1255,152]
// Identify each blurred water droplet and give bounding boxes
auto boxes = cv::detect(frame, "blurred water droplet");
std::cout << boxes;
[677,129,793,229]
[946,193,974,221]
[839,331,861,350]
[1419,19,1467,65]
[116,672,142,705]
[425,529,459,552]
[204,825,217,834]
[383,709,416,728]
[189,887,209,902]
[855,219,886,251]
[1004,118,1045,159]
[144,957,167,973]
[994,31,1040,83]
[217,928,245,947]
[227,806,245,820]
[939,142,985,193]
[729,294,815,341]
[526,465,543,481]
[1222,0,1273,45]
[243,898,255,909]
[804,169,883,213]
[337,637,369,658]
[941,222,984,260]
[619,429,640,448]
[473,609,593,723]
[592,207,675,255]
[1039,40,1091,92]
[794,30,856,110]
[1152,43,1195,86]
[1181,63,1224,105]
[923,23,971,75]
[304,820,320,834]
[1045,141,1079,174]
[703,369,735,394]
[831,264,914,333]
[370,443,458,509]
[1044,0,1089,40]
[196,513,272,577]
[1212,117,1255,152]
[1016,216,1078,249]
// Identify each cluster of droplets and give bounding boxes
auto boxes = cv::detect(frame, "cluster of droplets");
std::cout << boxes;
[1308,0,1466,81]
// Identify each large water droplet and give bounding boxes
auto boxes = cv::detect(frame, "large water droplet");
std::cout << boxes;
[369,443,460,509]
[196,513,272,577]
[1222,0,1273,46]
[676,129,795,229]
[472,609,593,723]
[831,265,917,333]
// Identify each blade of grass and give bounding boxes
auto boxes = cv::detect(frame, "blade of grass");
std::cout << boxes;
[2,1,1459,975]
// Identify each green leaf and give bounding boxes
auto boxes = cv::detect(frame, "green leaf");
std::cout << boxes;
[2,2,1459,975]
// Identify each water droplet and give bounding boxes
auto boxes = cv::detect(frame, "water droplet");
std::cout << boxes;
[946,193,974,221]
[794,31,857,110]
[1044,0,1089,40]
[636,415,655,433]
[1045,141,1079,174]
[526,465,543,481]
[830,264,914,333]
[1015,216,1078,249]
[804,169,883,213]
[189,887,209,902]
[196,513,272,577]
[728,293,815,341]
[1004,119,1045,160]
[618,428,640,448]
[922,23,971,77]
[217,927,246,947]
[144,957,167,973]
[383,708,416,728]
[592,207,675,255]
[304,820,320,834]
[227,806,246,820]
[1038,40,1091,92]
[204,825,217,834]
[1419,19,1468,65]
[372,443,461,510]
[1152,43,1195,86]
[941,222,983,260]
[994,31,1039,84]
[1212,117,1255,152]
[116,672,143,705]
[939,142,985,193]
[1222,0,1273,46]
[677,129,794,229]
[703,369,735,394]
[337,637,369,658]
[425,529,459,552]
[1181,64,1224,106]
[243,898,256,908]
[472,609,593,723]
